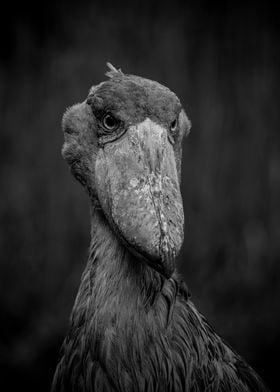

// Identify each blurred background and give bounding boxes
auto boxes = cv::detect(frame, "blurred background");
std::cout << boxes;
[0,0,279,390]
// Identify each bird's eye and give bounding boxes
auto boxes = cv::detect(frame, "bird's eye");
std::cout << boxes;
[102,113,118,131]
[170,118,177,132]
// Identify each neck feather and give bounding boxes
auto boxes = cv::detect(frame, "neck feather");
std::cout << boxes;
[72,205,164,325]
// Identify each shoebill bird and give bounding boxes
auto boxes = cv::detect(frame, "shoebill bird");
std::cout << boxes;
[52,63,269,392]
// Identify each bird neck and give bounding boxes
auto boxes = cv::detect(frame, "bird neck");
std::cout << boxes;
[71,205,164,327]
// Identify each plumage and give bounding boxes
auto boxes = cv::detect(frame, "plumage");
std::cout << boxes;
[52,65,269,391]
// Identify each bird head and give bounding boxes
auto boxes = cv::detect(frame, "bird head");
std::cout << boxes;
[62,63,191,278]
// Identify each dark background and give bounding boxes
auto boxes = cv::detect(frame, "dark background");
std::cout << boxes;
[0,1,279,390]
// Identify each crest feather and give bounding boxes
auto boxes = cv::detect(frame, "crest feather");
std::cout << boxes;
[105,62,124,78]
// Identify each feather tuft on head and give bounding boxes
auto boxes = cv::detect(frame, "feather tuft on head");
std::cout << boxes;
[105,62,124,78]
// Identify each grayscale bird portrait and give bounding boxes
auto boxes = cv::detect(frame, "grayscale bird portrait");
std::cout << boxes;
[0,2,278,392]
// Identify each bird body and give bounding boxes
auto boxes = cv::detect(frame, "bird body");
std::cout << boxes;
[52,64,269,392]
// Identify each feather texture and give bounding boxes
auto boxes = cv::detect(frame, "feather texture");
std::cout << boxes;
[105,62,124,79]
[52,208,269,392]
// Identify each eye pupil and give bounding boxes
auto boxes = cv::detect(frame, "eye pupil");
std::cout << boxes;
[103,114,117,130]
[171,119,177,131]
